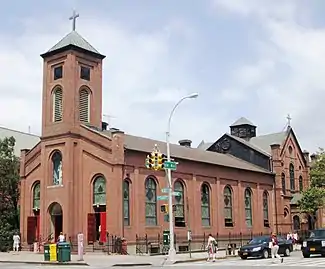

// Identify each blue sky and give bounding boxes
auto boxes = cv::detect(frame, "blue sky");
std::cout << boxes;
[1,0,324,153]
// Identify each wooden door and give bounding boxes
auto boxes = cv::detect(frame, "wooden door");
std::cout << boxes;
[87,213,96,244]
[100,212,107,243]
[27,216,37,244]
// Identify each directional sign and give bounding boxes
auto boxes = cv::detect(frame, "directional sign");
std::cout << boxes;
[161,188,169,193]
[157,195,169,201]
[164,161,177,170]
[172,191,181,196]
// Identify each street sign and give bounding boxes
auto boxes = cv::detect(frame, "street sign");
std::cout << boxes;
[164,161,177,170]
[161,188,169,193]
[157,195,168,201]
[172,191,181,196]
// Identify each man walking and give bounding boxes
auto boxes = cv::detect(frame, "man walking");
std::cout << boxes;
[270,233,283,263]
[206,234,218,262]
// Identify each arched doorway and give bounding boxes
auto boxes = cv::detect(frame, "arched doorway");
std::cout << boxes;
[48,202,63,241]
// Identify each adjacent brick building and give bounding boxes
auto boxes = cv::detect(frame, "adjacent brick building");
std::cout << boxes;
[0,20,310,253]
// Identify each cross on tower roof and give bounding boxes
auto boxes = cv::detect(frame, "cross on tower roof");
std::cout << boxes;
[69,10,79,31]
[287,114,292,127]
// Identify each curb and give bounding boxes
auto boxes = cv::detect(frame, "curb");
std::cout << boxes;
[0,260,89,266]
[112,263,152,267]
[173,255,238,264]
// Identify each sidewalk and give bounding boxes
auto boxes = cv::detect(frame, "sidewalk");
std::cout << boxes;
[0,250,238,266]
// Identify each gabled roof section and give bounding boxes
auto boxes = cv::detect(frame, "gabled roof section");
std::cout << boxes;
[0,126,40,157]
[230,117,256,127]
[249,131,288,154]
[41,31,105,59]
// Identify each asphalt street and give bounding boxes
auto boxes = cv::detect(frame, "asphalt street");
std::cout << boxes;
[2,252,325,268]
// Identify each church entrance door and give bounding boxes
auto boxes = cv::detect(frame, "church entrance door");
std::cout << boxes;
[94,205,106,243]
[48,202,63,241]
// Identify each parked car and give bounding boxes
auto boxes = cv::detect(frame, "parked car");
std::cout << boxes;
[302,228,325,258]
[238,235,293,260]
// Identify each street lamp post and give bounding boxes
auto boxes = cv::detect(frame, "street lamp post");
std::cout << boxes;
[166,93,199,262]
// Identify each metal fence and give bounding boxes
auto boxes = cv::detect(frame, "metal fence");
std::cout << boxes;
[136,230,310,255]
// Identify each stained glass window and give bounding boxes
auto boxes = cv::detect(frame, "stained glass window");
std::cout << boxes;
[263,191,269,227]
[290,164,295,190]
[145,178,157,226]
[281,173,286,194]
[201,183,210,227]
[299,176,303,192]
[93,176,106,205]
[123,180,130,226]
[174,181,184,221]
[33,182,40,209]
[245,188,252,227]
[52,151,62,185]
[224,186,233,227]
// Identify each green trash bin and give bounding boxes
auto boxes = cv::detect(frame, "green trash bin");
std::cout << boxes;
[57,242,71,262]
[163,230,170,246]
[44,244,50,261]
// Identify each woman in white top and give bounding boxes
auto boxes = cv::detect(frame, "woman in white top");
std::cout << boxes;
[206,234,217,262]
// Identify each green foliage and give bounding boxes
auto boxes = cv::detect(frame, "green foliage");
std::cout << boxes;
[310,149,325,188]
[0,136,20,251]
[298,186,325,214]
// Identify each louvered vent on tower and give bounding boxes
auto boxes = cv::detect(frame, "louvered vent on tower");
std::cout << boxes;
[79,88,90,122]
[53,88,63,122]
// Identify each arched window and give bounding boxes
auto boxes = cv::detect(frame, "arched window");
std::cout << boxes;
[281,173,286,194]
[293,215,300,230]
[145,177,157,226]
[245,188,253,227]
[33,182,40,209]
[290,164,295,190]
[123,180,130,226]
[174,181,185,226]
[201,183,210,227]
[224,186,233,227]
[263,191,269,227]
[299,176,303,192]
[53,87,63,122]
[79,88,90,123]
[93,176,106,205]
[52,151,62,185]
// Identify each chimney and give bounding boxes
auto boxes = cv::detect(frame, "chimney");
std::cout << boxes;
[270,143,281,161]
[110,127,124,134]
[102,121,108,131]
[303,150,310,162]
[179,139,192,148]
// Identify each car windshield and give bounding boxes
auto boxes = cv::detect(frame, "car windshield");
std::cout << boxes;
[309,230,325,238]
[249,237,269,245]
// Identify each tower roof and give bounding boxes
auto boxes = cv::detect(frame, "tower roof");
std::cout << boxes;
[230,117,256,127]
[41,30,105,59]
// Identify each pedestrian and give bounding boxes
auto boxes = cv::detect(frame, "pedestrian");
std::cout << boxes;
[270,232,283,263]
[206,234,217,262]
[58,232,65,242]
[12,232,20,253]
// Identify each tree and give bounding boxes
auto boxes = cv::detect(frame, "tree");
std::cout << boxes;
[0,136,20,251]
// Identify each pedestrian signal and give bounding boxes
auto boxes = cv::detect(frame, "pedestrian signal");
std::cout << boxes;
[160,204,168,213]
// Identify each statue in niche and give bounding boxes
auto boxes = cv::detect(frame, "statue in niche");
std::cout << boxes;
[53,161,63,185]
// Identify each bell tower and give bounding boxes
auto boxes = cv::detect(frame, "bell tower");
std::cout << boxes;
[40,11,106,137]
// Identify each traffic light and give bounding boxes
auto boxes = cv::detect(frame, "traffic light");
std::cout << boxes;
[161,204,168,213]
[157,153,167,170]
[145,154,155,169]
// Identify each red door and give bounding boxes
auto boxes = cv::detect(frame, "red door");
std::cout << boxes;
[100,212,106,243]
[36,215,40,241]
[87,213,96,244]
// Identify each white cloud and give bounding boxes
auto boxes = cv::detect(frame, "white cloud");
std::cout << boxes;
[212,0,325,152]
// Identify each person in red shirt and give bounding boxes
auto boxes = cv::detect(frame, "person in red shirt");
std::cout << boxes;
[270,233,283,263]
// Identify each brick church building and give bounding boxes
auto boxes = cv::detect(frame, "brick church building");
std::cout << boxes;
[11,16,310,252]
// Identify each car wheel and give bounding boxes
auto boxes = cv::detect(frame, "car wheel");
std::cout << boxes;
[284,248,290,257]
[263,249,269,259]
[303,253,310,258]
[240,256,248,260]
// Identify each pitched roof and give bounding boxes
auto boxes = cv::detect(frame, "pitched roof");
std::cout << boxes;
[41,31,105,59]
[230,117,256,127]
[249,131,288,154]
[0,126,40,157]
[122,133,272,174]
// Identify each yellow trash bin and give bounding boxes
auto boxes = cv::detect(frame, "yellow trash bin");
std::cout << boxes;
[49,244,57,262]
